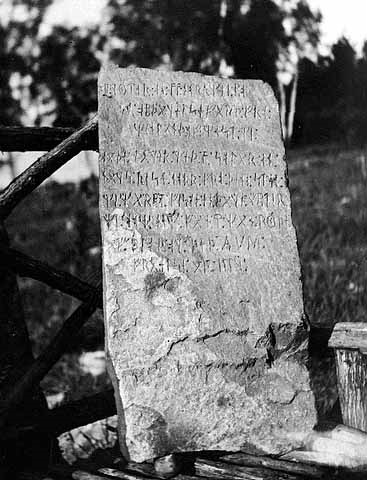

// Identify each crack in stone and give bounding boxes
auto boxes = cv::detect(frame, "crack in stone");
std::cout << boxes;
[124,356,269,379]
[110,296,121,320]
[197,328,249,341]
[151,335,191,366]
[165,335,190,357]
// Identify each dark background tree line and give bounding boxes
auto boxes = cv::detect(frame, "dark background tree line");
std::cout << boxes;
[1,0,366,147]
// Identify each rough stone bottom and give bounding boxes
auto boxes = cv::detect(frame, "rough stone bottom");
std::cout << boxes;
[114,356,317,462]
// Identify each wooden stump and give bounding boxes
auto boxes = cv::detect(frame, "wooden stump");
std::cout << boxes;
[329,323,367,431]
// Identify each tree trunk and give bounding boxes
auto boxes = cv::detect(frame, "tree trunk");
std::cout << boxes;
[286,66,299,144]
[218,0,227,38]
[277,76,287,141]
[84,150,95,176]
[0,224,51,475]
[8,152,17,180]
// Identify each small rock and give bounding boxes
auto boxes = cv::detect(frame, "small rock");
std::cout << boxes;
[154,453,183,478]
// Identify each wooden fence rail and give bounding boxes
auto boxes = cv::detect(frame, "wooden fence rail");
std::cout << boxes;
[0,243,102,307]
[0,125,98,152]
[0,116,98,218]
[2,389,116,441]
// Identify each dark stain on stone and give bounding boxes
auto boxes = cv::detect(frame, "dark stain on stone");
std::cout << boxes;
[195,299,204,309]
[168,424,198,453]
[164,277,180,292]
[221,357,267,387]
[144,271,167,299]
[147,411,167,430]
[239,298,251,317]
[216,395,231,407]
[239,441,268,456]
[243,357,267,383]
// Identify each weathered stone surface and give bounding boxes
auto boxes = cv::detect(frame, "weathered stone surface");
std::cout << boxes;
[98,66,317,462]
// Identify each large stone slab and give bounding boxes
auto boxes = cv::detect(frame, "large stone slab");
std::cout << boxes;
[98,66,317,462]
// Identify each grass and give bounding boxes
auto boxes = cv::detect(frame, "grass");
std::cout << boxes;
[288,145,367,328]
[4,144,367,409]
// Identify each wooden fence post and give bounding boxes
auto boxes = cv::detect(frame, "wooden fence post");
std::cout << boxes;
[329,322,367,431]
[0,224,51,474]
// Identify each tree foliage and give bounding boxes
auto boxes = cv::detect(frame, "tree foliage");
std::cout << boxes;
[0,0,52,125]
[224,0,287,89]
[106,0,224,73]
[33,26,101,126]
[294,37,367,145]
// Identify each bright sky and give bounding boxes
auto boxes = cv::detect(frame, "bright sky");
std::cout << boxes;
[42,0,107,30]
[308,0,367,54]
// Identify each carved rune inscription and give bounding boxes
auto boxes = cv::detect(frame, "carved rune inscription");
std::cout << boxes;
[99,66,316,462]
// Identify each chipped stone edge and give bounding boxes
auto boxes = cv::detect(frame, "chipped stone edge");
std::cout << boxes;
[98,75,130,460]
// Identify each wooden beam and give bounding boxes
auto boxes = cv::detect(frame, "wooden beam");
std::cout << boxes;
[2,389,116,440]
[0,115,98,219]
[329,323,367,352]
[72,471,111,480]
[19,454,355,480]
[0,224,51,469]
[194,458,303,480]
[220,453,324,478]
[0,243,102,308]
[0,126,98,152]
[0,295,99,422]
[99,468,157,480]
